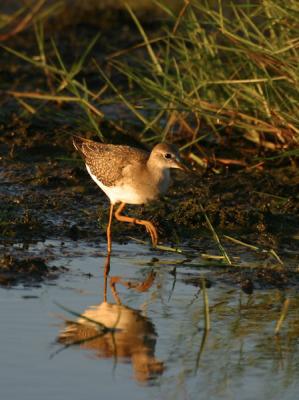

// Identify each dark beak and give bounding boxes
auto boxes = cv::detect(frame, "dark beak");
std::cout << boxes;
[174,159,191,173]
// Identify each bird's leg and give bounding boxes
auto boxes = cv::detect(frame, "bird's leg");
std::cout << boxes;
[114,202,158,247]
[107,203,114,255]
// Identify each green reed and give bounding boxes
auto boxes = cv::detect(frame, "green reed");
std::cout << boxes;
[110,0,299,157]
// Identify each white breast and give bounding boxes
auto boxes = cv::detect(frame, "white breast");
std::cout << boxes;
[86,165,145,205]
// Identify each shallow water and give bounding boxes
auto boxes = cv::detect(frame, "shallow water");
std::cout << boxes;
[1,240,299,400]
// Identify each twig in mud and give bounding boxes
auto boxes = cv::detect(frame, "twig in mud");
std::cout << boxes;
[224,235,284,266]
[200,204,232,265]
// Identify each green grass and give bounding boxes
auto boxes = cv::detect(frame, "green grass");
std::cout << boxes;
[3,0,299,159]
[109,0,299,155]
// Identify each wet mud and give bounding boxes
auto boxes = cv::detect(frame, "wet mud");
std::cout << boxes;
[0,253,68,286]
[1,126,298,289]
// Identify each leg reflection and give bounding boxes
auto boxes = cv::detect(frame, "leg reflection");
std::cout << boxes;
[103,253,111,303]
[110,270,156,300]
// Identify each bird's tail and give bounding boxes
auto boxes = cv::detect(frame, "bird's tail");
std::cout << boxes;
[72,135,85,152]
[72,136,105,158]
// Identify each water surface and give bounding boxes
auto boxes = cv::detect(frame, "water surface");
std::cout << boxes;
[1,240,298,400]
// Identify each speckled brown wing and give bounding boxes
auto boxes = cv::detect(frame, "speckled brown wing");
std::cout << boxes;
[73,137,149,187]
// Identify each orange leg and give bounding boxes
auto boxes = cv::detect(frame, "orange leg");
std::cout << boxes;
[106,203,114,255]
[114,202,158,247]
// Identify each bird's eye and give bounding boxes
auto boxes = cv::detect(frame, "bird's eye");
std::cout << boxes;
[164,153,172,159]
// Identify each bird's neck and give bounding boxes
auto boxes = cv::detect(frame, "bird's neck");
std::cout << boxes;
[147,159,170,193]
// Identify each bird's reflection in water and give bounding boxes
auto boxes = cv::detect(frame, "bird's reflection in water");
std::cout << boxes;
[57,256,164,383]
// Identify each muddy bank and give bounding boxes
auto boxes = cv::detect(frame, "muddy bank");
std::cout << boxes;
[1,122,298,246]
[1,123,298,252]
[0,128,298,288]
[0,253,68,287]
